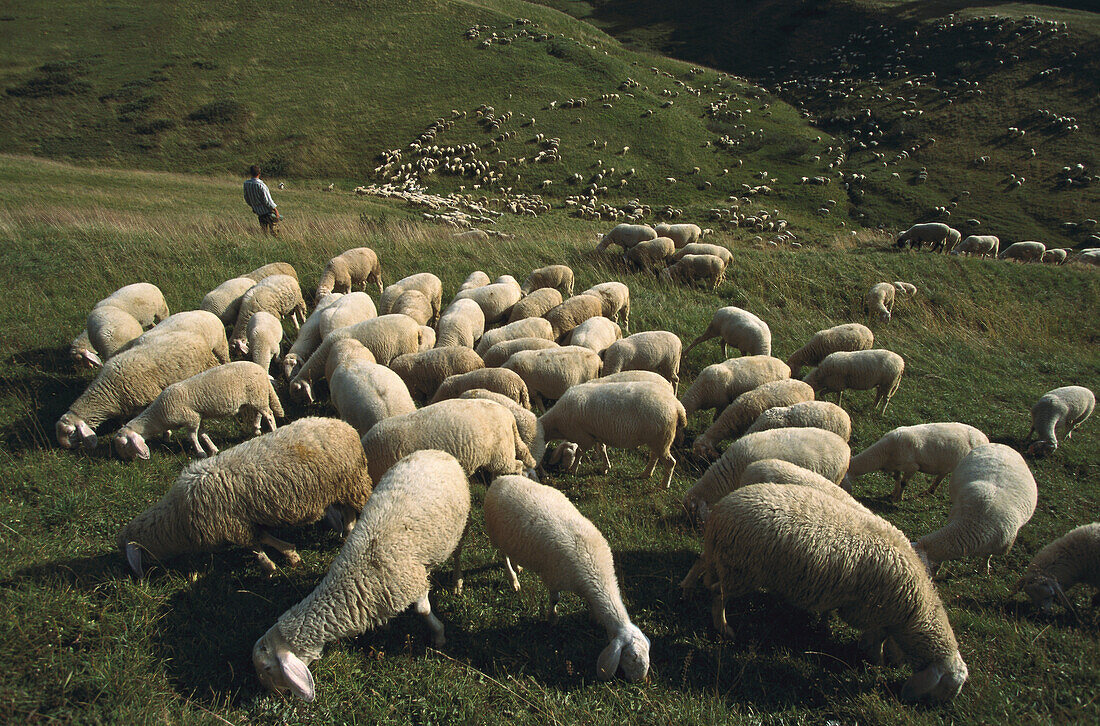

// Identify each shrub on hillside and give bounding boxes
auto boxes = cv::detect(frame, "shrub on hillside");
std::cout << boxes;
[187,99,250,125]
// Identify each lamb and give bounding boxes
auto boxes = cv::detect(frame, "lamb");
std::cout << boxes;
[844,423,990,501]
[865,282,896,323]
[229,275,307,353]
[317,292,377,338]
[680,356,791,419]
[435,299,486,348]
[56,332,220,450]
[595,223,657,251]
[1025,385,1095,456]
[953,235,1000,258]
[113,361,284,459]
[532,380,685,488]
[802,349,905,412]
[601,331,682,391]
[361,399,536,482]
[201,276,256,325]
[429,368,530,408]
[458,270,491,292]
[786,323,874,377]
[894,222,953,250]
[484,337,559,367]
[670,242,733,266]
[543,294,604,340]
[483,475,650,682]
[744,400,852,441]
[999,240,1046,262]
[1041,248,1068,264]
[127,310,231,364]
[118,417,372,576]
[329,347,416,437]
[252,450,469,701]
[245,262,298,282]
[681,484,968,702]
[452,280,522,324]
[502,345,603,409]
[71,282,171,368]
[654,222,704,249]
[683,307,771,358]
[458,389,537,446]
[475,317,555,357]
[379,272,443,321]
[912,444,1038,574]
[244,312,285,374]
[567,316,622,354]
[682,427,851,522]
[281,292,344,379]
[507,287,563,323]
[659,254,726,290]
[389,289,433,326]
[389,346,485,401]
[1015,523,1100,614]
[580,282,630,332]
[623,236,675,270]
[314,247,383,302]
[522,265,575,297]
[693,379,816,458]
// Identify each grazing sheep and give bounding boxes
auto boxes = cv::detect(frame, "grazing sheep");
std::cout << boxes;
[893,281,917,298]
[92,282,170,327]
[601,331,682,391]
[84,306,146,366]
[389,346,485,401]
[502,346,603,409]
[127,310,231,365]
[390,289,433,326]
[119,417,372,576]
[71,283,171,368]
[483,475,650,682]
[581,282,630,331]
[568,316,622,354]
[1025,385,1095,456]
[803,349,905,412]
[315,247,383,302]
[737,460,862,505]
[379,273,443,321]
[1016,523,1100,614]
[670,242,732,266]
[953,235,1000,258]
[253,450,469,701]
[317,292,378,338]
[458,270,491,292]
[1041,248,1068,265]
[786,323,874,378]
[435,299,486,349]
[201,277,256,326]
[113,361,283,459]
[865,282,896,323]
[453,280,523,325]
[56,332,220,450]
[418,325,436,351]
[281,293,344,379]
[683,427,851,522]
[329,350,416,437]
[475,318,555,357]
[654,222,704,249]
[246,311,285,373]
[361,399,536,482]
[458,389,537,445]
[844,423,990,501]
[623,236,675,271]
[999,241,1046,262]
[596,223,657,252]
[322,337,375,382]
[693,379,816,459]
[543,294,604,340]
[683,307,771,358]
[507,287,563,323]
[895,222,953,251]
[483,337,559,367]
[913,444,1038,575]
[681,356,791,419]
[245,262,298,282]
[744,400,851,441]
[429,368,530,408]
[230,275,307,353]
[682,484,968,702]
[522,265,575,297]
[659,254,726,290]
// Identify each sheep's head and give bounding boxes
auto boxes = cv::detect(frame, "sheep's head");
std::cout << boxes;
[289,379,313,404]
[1027,439,1056,457]
[545,442,579,472]
[901,651,968,702]
[56,414,97,450]
[282,354,302,381]
[253,628,316,702]
[230,337,249,357]
[1020,574,1066,614]
[113,428,151,461]
[70,346,102,369]
[683,495,709,526]
[597,624,650,682]
[692,436,719,460]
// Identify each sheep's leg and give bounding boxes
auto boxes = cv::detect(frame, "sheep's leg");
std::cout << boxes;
[503,554,521,592]
[339,503,358,536]
[452,525,467,595]
[859,630,886,666]
[598,444,611,474]
[414,593,446,647]
[711,591,733,638]
[659,452,677,489]
[258,530,301,567]
[923,474,947,496]
[253,549,278,576]
[643,452,659,478]
[680,559,706,593]
[245,407,263,436]
[187,429,206,457]
[546,590,561,624]
[891,472,911,502]
[984,554,993,575]
[199,433,219,457]
[836,390,844,408]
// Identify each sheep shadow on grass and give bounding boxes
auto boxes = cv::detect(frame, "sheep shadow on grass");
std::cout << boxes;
[0,346,87,452]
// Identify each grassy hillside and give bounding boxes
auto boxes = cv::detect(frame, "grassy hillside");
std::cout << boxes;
[1,155,1098,724]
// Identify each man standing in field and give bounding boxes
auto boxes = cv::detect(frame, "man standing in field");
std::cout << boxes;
[243,165,280,236]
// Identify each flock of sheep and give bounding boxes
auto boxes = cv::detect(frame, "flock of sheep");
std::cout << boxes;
[895,221,1100,265]
[55,232,1096,705]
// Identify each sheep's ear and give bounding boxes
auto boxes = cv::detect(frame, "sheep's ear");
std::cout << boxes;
[597,639,624,680]
[125,543,144,577]
[76,422,97,450]
[901,664,943,700]
[132,434,150,460]
[276,650,316,702]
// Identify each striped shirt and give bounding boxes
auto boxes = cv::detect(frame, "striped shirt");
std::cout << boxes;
[243,177,277,216]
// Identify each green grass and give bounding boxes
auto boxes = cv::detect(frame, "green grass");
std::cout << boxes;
[1,154,1098,724]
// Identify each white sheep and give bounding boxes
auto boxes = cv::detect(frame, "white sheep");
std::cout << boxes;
[1025,385,1095,456]
[567,316,622,354]
[786,323,874,377]
[1015,522,1100,614]
[315,247,383,302]
[245,262,298,282]
[543,294,604,340]
[737,459,862,505]
[865,282,896,323]
[253,450,469,701]
[595,223,657,252]
[72,282,170,368]
[693,379,816,458]
[999,240,1046,262]
[1041,248,1068,264]
[435,299,486,348]
[953,235,999,258]
[483,337,559,367]
[119,417,372,576]
[623,236,675,271]
[893,281,917,298]
[83,306,146,366]
[507,287,563,323]
[246,311,285,373]
[418,325,436,351]
[654,222,704,248]
[452,280,522,325]
[229,274,307,353]
[281,292,345,379]
[458,389,537,446]
[328,343,416,437]
[457,270,491,292]
[475,317,555,357]
[522,265,575,297]
[682,484,968,701]
[601,330,682,391]
[681,355,791,420]
[483,475,650,682]
[913,443,1038,574]
[659,254,726,290]
[581,282,630,331]
[317,291,378,338]
[844,423,990,501]
[429,368,530,408]
[802,349,905,412]
[390,289,433,326]
[200,276,256,325]
[113,361,284,459]
[683,307,771,358]
[670,242,732,266]
[502,345,603,409]
[379,272,443,321]
[743,400,851,441]
[128,310,231,364]
[895,222,954,250]
[389,346,485,401]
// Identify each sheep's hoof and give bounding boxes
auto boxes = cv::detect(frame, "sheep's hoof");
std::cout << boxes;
[453,579,464,596]
[285,551,302,567]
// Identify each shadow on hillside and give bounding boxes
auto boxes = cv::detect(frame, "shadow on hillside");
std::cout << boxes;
[2,551,126,591]
[0,346,86,452]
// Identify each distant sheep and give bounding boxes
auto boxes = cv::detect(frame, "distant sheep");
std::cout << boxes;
[315,247,383,302]
[507,288,563,323]
[522,265,575,297]
[865,283,896,323]
[596,223,657,252]
[580,282,630,331]
[659,254,726,290]
[999,241,1046,262]
[953,235,1000,258]
[744,400,851,441]
[623,236,674,271]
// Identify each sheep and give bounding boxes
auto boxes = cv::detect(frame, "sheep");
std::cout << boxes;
[483,475,650,682]
[683,307,771,358]
[681,355,791,419]
[786,323,874,377]
[953,235,1000,258]
[452,280,522,325]
[361,399,536,482]
[543,294,604,340]
[623,236,675,270]
[844,423,990,501]
[281,292,345,379]
[127,310,231,364]
[458,270,491,292]
[893,281,917,298]
[693,379,816,458]
[119,417,372,576]
[1041,248,1068,265]
[744,400,851,441]
[389,289,433,326]
[596,223,657,251]
[389,346,485,401]
[1025,385,1095,456]
[418,325,436,351]
[682,427,851,522]
[229,275,307,353]
[865,282,896,323]
[429,368,530,408]
[322,337,376,381]
[1015,523,1100,614]
[803,349,905,412]
[71,282,171,368]
[894,222,953,250]
[201,276,256,325]
[245,262,298,282]
[56,332,220,450]
[379,273,443,321]
[567,316,622,354]
[329,349,416,437]
[83,306,146,366]
[532,380,685,488]
[999,240,1046,262]
[913,444,1038,574]
[670,242,733,266]
[502,345,603,410]
[113,361,284,459]
[660,254,726,290]
[458,389,537,446]
[601,331,682,391]
[737,459,862,505]
[507,287,563,323]
[253,449,469,700]
[522,265,575,297]
[315,247,383,302]
[245,312,285,373]
[580,282,630,332]
[317,292,377,338]
[475,317,555,357]
[93,282,170,327]
[682,484,968,702]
